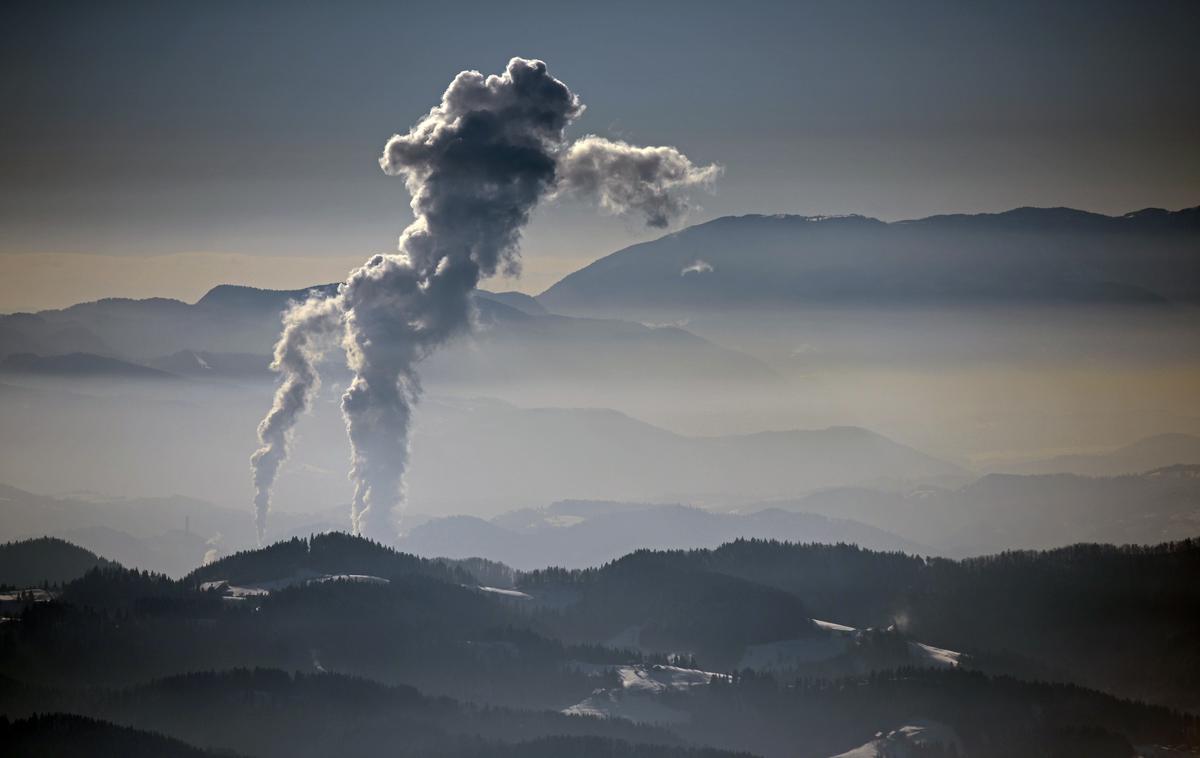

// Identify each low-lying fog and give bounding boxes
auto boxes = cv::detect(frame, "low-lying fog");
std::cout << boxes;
[2,295,1198,574]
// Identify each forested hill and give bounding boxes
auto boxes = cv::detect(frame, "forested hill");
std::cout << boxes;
[2,534,1198,757]
[187,532,470,586]
[520,539,1200,710]
[0,537,116,587]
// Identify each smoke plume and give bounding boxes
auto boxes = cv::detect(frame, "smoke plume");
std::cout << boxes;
[557,136,721,227]
[251,57,718,542]
[250,294,343,544]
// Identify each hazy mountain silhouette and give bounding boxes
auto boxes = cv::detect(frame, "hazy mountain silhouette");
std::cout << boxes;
[399,501,925,570]
[1004,433,1200,476]
[0,285,776,394]
[0,315,114,359]
[0,352,175,380]
[773,465,1200,555]
[404,403,960,510]
[477,289,548,315]
[539,206,1200,315]
[0,376,960,525]
[0,482,343,577]
[145,350,272,379]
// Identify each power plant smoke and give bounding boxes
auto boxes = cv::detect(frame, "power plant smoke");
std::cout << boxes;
[251,295,343,544]
[250,57,718,544]
[557,136,722,228]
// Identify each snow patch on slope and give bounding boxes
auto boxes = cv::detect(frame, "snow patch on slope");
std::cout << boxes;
[739,619,962,673]
[477,585,533,599]
[908,641,961,668]
[200,572,389,601]
[563,663,727,724]
[830,720,961,758]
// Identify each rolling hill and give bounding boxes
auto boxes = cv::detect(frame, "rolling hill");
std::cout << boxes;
[0,537,116,587]
[1005,433,1200,476]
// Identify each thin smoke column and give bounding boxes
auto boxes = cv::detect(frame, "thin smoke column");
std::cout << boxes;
[250,57,719,543]
[250,295,342,544]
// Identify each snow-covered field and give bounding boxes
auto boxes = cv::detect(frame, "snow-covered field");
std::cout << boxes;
[563,663,727,724]
[829,720,962,758]
[907,640,961,668]
[475,585,533,599]
[738,619,962,673]
[199,572,390,601]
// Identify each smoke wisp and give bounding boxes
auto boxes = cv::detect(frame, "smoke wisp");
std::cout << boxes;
[251,57,718,543]
[557,136,722,228]
[250,294,343,544]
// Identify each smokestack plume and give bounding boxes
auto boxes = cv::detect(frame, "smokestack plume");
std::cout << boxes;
[251,57,718,543]
[250,294,342,544]
[556,136,722,228]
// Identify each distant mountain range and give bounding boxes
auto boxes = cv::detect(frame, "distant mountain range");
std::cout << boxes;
[1000,432,1200,476]
[0,351,176,379]
[769,463,1200,555]
[6,457,1195,577]
[6,205,1198,366]
[0,207,1197,554]
[0,285,776,396]
[0,482,343,577]
[0,365,962,523]
[398,500,925,570]
[399,460,1200,565]
[403,404,961,510]
[540,206,1200,315]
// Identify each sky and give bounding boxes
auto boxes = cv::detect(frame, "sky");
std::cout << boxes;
[2,0,1198,310]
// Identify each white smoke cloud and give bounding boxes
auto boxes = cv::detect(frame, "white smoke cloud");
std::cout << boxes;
[202,532,223,566]
[557,136,721,228]
[251,58,718,543]
[250,294,343,544]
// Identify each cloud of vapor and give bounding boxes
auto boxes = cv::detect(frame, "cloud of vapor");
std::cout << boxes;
[343,57,583,541]
[202,532,223,566]
[251,57,718,543]
[250,294,343,543]
[557,136,722,228]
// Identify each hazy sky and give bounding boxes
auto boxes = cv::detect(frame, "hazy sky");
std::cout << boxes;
[2,0,1198,309]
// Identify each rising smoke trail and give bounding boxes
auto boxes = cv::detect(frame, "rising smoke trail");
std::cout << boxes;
[251,57,719,543]
[250,294,343,544]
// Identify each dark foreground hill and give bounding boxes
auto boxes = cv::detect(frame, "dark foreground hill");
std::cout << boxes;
[1,533,1198,758]
[0,713,234,758]
[519,538,1200,711]
[0,706,749,758]
[1,666,1193,758]
[0,537,116,587]
[0,669,729,758]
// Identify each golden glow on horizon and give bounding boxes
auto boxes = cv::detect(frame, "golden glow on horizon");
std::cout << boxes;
[0,251,588,312]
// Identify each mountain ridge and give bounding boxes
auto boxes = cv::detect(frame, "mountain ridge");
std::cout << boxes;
[539,205,1200,314]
